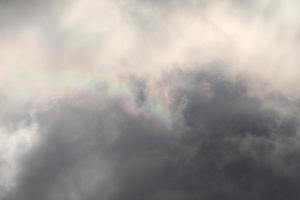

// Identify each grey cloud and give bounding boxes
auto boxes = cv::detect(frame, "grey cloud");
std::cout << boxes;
[2,0,300,199]
[4,68,300,200]
[0,95,33,132]
[0,0,68,33]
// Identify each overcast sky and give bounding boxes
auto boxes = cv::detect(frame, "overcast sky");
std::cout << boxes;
[1,0,300,199]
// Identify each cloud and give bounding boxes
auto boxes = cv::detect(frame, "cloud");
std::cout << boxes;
[2,0,300,199]
[1,0,300,101]
[3,68,300,200]
[0,0,68,32]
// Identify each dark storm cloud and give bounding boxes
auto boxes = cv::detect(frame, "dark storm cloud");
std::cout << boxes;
[4,68,300,200]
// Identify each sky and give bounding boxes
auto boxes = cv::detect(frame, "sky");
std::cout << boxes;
[1,0,300,199]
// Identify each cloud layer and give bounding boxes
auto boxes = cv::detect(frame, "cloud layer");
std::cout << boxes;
[2,68,300,200]
[1,0,300,199]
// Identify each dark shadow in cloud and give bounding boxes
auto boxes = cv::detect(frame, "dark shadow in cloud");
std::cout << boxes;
[4,67,300,200]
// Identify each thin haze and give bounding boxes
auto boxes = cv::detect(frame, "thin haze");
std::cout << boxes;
[1,0,300,199]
